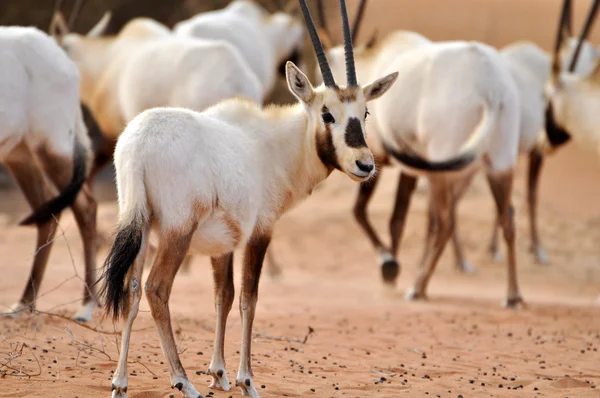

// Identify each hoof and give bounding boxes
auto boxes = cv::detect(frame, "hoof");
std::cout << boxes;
[236,377,260,397]
[532,246,550,265]
[489,249,503,263]
[1,302,32,319]
[381,259,399,284]
[504,296,526,310]
[111,383,128,398]
[172,378,203,398]
[456,260,477,274]
[208,367,231,391]
[72,301,96,323]
[405,287,427,301]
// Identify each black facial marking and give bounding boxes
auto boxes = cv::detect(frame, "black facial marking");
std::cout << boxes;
[316,124,340,171]
[245,378,252,387]
[175,382,183,391]
[217,370,224,377]
[544,103,571,148]
[345,117,367,148]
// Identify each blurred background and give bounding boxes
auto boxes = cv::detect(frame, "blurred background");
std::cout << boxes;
[1,0,600,219]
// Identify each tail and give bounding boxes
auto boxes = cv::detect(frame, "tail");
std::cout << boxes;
[20,131,89,226]
[384,101,498,172]
[98,148,149,321]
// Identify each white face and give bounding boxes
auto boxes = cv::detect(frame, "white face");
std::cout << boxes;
[285,62,398,182]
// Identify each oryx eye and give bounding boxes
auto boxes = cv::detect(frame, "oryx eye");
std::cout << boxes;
[365,109,370,119]
[322,112,335,124]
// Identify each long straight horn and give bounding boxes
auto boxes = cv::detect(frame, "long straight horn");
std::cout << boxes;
[68,0,84,29]
[351,0,367,43]
[339,0,357,86]
[552,0,572,78]
[298,0,336,87]
[568,0,600,72]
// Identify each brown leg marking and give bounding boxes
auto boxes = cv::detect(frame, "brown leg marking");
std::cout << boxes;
[37,146,98,314]
[208,253,234,391]
[353,170,385,249]
[527,148,548,264]
[386,172,417,282]
[407,179,454,301]
[353,170,398,284]
[145,227,202,396]
[487,170,524,309]
[5,144,59,312]
[236,234,271,396]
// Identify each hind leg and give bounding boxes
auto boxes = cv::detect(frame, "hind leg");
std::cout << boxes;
[37,146,98,322]
[145,228,202,398]
[527,148,548,264]
[487,169,524,308]
[3,143,59,317]
[406,178,454,301]
[208,253,234,391]
[111,225,149,398]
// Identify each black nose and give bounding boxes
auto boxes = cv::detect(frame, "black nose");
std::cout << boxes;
[356,160,374,173]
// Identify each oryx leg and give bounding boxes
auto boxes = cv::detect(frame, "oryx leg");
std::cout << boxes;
[487,169,524,309]
[406,178,454,301]
[386,171,418,282]
[3,143,59,317]
[37,145,98,322]
[208,253,234,391]
[110,225,149,398]
[145,228,202,398]
[352,170,396,282]
[527,148,548,264]
[236,235,271,398]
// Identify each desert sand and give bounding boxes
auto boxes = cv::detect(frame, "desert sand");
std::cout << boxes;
[1,1,600,397]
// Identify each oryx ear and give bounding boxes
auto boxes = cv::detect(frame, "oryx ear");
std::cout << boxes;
[363,72,398,102]
[286,61,315,104]
[50,11,70,42]
[365,29,379,49]
[87,11,112,38]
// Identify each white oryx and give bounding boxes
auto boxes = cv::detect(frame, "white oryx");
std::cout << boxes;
[98,1,398,397]
[324,28,525,307]
[174,0,305,99]
[50,7,262,181]
[0,25,97,322]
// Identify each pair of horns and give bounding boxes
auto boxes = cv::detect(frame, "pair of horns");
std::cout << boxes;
[299,0,358,87]
[552,0,600,76]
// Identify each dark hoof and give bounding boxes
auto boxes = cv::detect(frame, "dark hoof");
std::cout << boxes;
[504,296,526,310]
[381,259,399,283]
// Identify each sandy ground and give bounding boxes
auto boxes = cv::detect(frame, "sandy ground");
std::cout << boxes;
[2,0,600,397]
[1,142,599,398]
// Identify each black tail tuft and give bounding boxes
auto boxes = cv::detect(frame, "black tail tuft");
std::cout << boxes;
[383,142,476,172]
[545,103,571,149]
[97,221,144,321]
[20,135,87,226]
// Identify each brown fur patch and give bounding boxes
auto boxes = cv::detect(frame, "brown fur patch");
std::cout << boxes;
[315,123,339,171]
[336,87,359,102]
[222,215,242,248]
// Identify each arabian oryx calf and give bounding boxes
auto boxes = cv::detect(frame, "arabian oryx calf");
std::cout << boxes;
[324,29,524,307]
[97,0,398,397]
[0,26,97,322]
[173,0,305,100]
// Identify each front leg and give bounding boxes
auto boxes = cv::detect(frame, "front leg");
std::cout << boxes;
[236,234,271,397]
[208,253,235,391]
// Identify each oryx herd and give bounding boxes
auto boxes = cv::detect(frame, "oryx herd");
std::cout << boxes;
[1,0,599,397]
